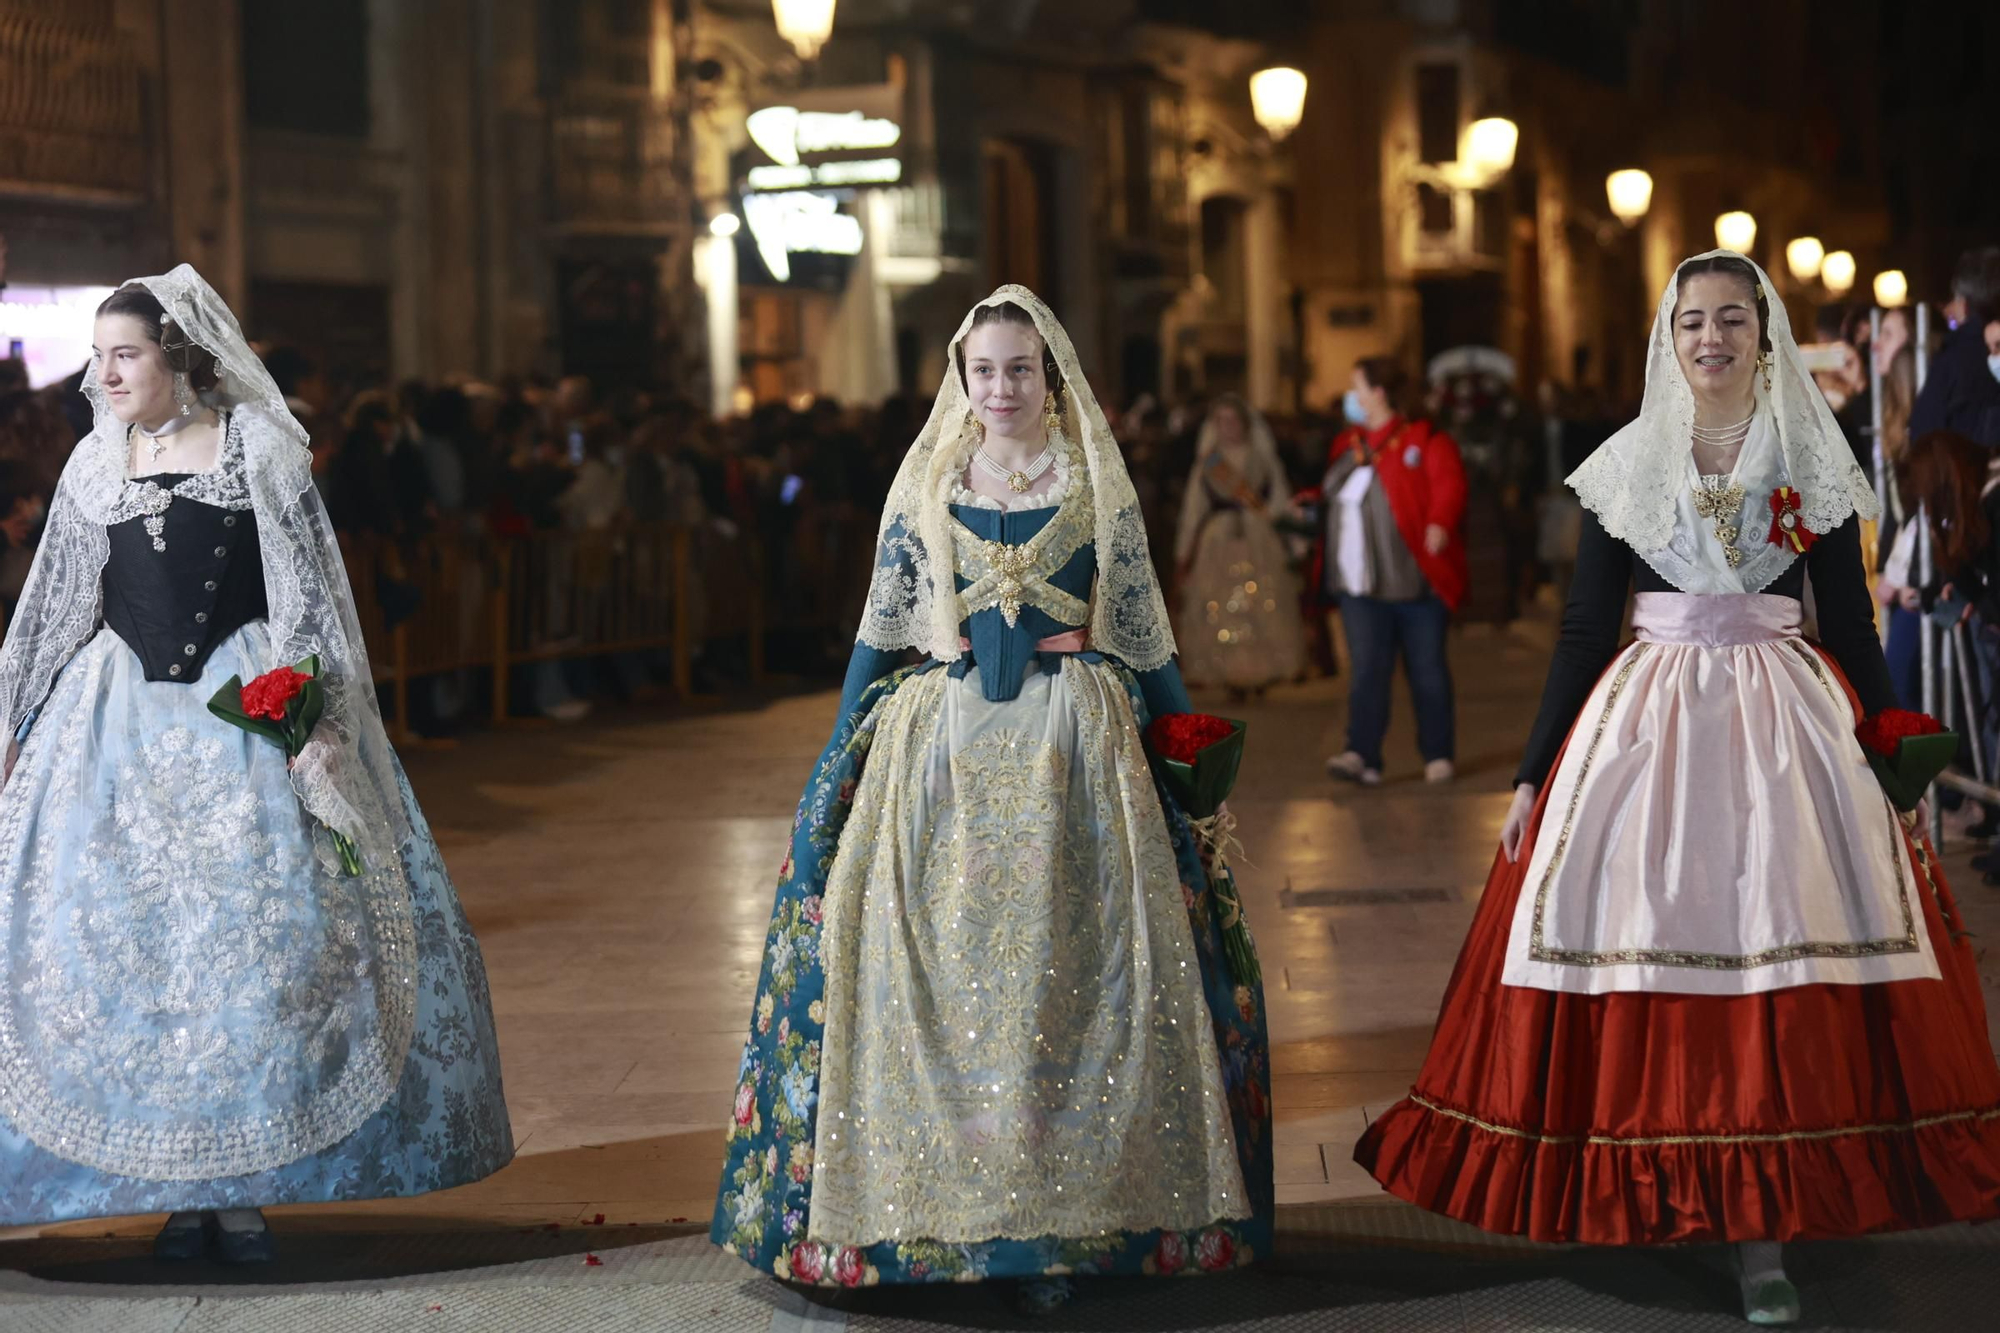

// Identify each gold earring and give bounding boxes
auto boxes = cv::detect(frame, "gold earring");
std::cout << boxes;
[1756,351,1772,394]
[1042,389,1061,436]
[965,406,985,444]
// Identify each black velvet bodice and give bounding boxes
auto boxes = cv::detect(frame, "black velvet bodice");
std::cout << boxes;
[102,480,267,683]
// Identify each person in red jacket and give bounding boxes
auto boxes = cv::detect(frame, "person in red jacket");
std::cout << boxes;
[1318,357,1468,785]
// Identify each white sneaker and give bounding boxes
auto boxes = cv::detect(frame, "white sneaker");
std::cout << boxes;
[1326,751,1381,786]
[1424,759,1456,784]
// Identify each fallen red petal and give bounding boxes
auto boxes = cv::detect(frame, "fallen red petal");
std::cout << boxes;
[584,1253,603,1266]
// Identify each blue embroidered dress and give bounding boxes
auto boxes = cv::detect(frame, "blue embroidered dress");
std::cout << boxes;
[0,416,512,1225]
[713,439,1273,1287]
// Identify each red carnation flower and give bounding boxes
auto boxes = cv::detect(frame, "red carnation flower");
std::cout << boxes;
[239,666,312,722]
[1856,708,1944,758]
[1153,1231,1188,1275]
[1145,713,1237,764]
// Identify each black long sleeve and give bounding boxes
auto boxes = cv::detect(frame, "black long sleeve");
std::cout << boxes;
[1802,513,1895,719]
[1515,509,1632,788]
[1514,509,1892,789]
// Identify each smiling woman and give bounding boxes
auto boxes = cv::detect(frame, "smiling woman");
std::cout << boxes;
[1358,251,2000,1327]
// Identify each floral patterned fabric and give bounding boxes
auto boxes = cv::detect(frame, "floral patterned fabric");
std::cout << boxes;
[711,659,1272,1285]
[0,624,513,1223]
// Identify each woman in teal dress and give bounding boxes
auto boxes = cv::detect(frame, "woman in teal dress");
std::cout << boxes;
[712,287,1272,1307]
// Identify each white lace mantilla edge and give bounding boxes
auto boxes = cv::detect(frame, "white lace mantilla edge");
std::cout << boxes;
[856,285,1176,674]
[1568,248,1877,557]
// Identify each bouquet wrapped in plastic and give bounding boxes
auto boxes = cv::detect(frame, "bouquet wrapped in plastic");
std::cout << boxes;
[1146,713,1259,985]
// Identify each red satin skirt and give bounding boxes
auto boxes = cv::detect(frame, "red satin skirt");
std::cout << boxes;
[1355,666,2000,1245]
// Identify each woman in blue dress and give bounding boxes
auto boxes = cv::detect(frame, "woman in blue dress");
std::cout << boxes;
[712,286,1272,1310]
[0,267,512,1260]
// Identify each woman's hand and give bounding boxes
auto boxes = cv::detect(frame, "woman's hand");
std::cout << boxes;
[1500,783,1537,863]
[1424,523,1450,556]
[1898,586,1923,612]
[3,739,17,788]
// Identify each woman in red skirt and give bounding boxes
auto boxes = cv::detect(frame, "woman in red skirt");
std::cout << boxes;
[1356,250,2000,1326]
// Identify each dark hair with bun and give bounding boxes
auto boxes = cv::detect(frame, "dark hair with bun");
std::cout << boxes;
[953,300,1067,400]
[94,282,224,391]
[1674,254,1773,356]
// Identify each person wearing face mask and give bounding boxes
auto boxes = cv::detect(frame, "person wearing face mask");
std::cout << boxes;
[712,288,1270,1312]
[1911,246,2000,449]
[1355,252,2000,1326]
[1317,357,1468,786]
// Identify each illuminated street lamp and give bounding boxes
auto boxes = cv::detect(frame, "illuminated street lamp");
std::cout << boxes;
[772,0,836,61]
[1820,250,1856,297]
[1873,269,1908,308]
[1250,67,1308,141]
[1784,237,1824,284]
[1714,211,1757,255]
[1463,116,1518,182]
[710,212,741,238]
[1605,169,1652,225]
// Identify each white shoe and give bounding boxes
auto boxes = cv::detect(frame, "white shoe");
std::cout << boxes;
[1326,751,1381,786]
[1737,1242,1799,1326]
[1424,759,1456,784]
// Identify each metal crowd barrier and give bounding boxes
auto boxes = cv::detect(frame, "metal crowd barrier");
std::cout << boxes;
[342,521,768,741]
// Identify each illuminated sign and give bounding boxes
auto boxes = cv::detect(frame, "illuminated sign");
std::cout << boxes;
[746,107,901,167]
[742,191,863,283]
[747,158,903,191]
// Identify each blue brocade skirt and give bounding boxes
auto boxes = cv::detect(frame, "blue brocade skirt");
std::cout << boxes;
[0,625,512,1225]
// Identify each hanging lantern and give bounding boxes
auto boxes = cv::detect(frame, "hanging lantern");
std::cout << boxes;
[1250,67,1308,141]
[1463,116,1518,181]
[1784,237,1824,284]
[1714,211,1757,254]
[1873,269,1908,308]
[1820,250,1856,297]
[1605,169,1652,225]
[772,0,836,61]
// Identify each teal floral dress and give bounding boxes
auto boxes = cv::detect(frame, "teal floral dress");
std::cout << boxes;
[711,487,1273,1287]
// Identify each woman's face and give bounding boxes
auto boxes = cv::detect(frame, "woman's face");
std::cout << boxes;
[1671,272,1762,407]
[1349,366,1388,419]
[963,321,1049,443]
[1213,403,1247,447]
[1873,309,1911,377]
[91,314,176,427]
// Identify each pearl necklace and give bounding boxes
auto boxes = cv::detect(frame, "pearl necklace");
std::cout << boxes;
[1689,411,1754,444]
[974,444,1056,494]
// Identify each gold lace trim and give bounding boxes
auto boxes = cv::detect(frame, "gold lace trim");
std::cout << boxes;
[1408,1092,2000,1147]
[952,439,1094,629]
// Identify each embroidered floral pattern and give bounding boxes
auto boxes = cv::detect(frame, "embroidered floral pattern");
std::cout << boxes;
[0,630,432,1184]
[711,659,1273,1283]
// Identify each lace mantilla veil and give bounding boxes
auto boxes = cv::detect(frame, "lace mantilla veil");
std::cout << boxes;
[858,284,1176,672]
[0,264,412,871]
[1174,398,1289,565]
[1567,249,1878,554]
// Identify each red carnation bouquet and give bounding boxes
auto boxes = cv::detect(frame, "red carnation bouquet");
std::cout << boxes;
[1856,708,1956,814]
[1145,712,1259,986]
[207,655,364,875]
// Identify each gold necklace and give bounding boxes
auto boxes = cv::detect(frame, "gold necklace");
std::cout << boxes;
[1691,474,1747,568]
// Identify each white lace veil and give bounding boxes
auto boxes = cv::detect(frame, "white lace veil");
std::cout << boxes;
[857,284,1176,672]
[1568,249,1878,552]
[0,264,412,869]
[1175,395,1288,564]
